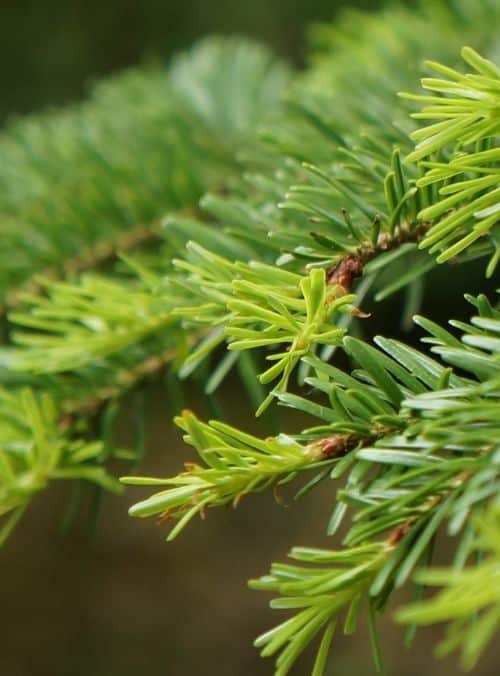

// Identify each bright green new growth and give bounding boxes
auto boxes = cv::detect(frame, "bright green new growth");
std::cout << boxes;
[0,387,122,546]
[0,1,499,674]
[404,46,500,269]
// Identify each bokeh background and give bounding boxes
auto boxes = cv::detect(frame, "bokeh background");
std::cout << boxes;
[2,0,384,122]
[1,2,498,675]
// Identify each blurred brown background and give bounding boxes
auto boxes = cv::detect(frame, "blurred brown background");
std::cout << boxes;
[1,1,499,675]
[2,379,498,675]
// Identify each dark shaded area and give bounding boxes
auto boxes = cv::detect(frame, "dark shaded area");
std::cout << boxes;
[1,0,383,122]
[2,384,499,676]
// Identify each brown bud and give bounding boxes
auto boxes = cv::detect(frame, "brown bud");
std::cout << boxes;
[311,434,359,460]
[327,254,364,292]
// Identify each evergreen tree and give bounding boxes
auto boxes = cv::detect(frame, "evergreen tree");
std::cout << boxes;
[1,1,499,673]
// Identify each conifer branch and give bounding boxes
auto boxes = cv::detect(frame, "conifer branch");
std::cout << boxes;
[396,504,500,670]
[1,4,500,673]
[0,38,289,312]
[0,387,122,545]
[123,298,500,673]
[403,47,500,271]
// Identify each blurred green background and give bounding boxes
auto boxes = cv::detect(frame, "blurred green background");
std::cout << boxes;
[1,0,381,122]
[1,2,498,675]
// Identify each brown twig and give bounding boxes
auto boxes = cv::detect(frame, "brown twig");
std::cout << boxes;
[325,220,432,293]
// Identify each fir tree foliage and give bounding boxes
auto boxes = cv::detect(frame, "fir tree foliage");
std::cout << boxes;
[0,1,500,674]
[0,38,288,311]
